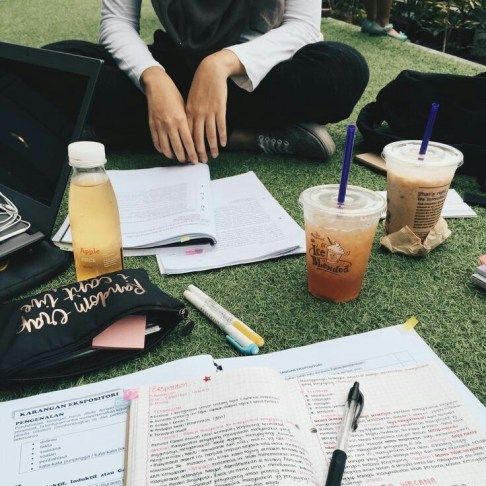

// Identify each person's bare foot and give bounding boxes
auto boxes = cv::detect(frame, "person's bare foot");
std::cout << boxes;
[378,21,408,41]
[387,26,407,40]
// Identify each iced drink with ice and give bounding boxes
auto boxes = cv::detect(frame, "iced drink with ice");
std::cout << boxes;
[299,185,385,302]
[383,141,463,240]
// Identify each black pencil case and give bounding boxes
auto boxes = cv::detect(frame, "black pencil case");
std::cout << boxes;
[0,269,191,385]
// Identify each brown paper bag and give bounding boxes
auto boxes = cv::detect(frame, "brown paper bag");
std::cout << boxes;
[380,218,451,256]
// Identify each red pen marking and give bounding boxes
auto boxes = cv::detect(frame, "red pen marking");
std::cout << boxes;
[185,248,204,255]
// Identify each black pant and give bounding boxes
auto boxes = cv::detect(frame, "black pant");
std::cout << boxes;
[45,31,369,149]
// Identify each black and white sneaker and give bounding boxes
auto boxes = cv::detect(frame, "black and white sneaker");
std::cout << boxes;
[256,123,335,161]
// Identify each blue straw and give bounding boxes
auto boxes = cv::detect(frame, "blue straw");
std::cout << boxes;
[337,124,356,205]
[419,103,440,158]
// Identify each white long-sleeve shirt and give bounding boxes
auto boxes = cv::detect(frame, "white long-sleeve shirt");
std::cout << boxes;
[100,0,323,91]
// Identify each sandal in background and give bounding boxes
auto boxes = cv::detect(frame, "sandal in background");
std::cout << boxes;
[361,19,387,36]
[383,24,408,42]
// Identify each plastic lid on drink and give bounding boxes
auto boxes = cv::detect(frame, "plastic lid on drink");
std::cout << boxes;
[299,184,385,218]
[383,140,463,168]
[68,141,107,168]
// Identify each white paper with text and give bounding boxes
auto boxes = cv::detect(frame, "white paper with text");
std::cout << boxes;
[218,325,485,427]
[53,164,215,249]
[0,355,215,486]
[299,364,486,485]
[378,189,476,219]
[157,171,305,274]
[126,368,324,486]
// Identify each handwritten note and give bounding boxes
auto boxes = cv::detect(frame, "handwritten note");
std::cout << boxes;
[126,368,324,486]
[296,364,486,485]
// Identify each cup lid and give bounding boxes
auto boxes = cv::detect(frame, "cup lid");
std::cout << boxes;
[382,140,463,168]
[68,141,106,168]
[299,184,385,218]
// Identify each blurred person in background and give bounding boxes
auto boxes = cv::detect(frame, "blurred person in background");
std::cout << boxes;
[361,0,407,41]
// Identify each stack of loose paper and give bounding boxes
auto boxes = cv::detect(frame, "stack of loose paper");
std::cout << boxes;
[52,166,305,272]
[378,189,477,219]
[156,172,305,274]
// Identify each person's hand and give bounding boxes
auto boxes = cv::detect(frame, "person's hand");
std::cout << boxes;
[186,50,244,162]
[141,66,198,164]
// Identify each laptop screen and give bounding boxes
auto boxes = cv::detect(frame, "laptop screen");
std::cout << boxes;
[0,56,89,207]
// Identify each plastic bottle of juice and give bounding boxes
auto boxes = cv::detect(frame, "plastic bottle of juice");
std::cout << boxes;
[68,141,123,281]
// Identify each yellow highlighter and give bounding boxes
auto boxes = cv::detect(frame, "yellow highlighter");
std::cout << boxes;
[232,320,265,347]
[187,285,265,347]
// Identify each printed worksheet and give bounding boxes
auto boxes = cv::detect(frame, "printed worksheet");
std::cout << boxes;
[0,355,215,486]
[297,364,486,485]
[218,325,485,427]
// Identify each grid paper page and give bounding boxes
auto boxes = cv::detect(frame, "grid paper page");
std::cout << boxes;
[298,364,486,486]
[127,368,325,486]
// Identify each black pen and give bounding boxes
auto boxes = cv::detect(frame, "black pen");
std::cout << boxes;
[325,382,364,486]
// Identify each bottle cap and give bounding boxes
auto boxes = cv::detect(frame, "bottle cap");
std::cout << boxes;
[68,141,107,168]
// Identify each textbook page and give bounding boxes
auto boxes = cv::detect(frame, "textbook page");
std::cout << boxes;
[157,171,305,274]
[53,164,215,249]
[126,367,325,486]
[0,354,214,486]
[218,325,485,427]
[297,364,486,485]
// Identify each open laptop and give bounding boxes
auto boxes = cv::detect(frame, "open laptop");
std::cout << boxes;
[0,41,101,260]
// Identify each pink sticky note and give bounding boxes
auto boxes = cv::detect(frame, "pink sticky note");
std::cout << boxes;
[92,315,146,350]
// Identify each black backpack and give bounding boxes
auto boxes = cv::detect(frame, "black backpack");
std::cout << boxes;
[357,70,486,189]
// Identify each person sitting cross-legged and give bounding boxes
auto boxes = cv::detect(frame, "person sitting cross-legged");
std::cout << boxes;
[45,0,370,164]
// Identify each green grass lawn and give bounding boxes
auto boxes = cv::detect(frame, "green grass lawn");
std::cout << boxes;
[1,1,485,402]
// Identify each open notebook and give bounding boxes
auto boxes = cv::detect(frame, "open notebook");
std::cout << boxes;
[52,167,305,269]
[1,326,484,486]
[125,364,486,486]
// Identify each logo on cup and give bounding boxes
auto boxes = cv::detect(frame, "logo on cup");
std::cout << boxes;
[310,233,351,273]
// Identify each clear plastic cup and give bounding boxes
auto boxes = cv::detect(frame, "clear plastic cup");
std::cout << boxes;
[299,185,385,303]
[383,141,463,240]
